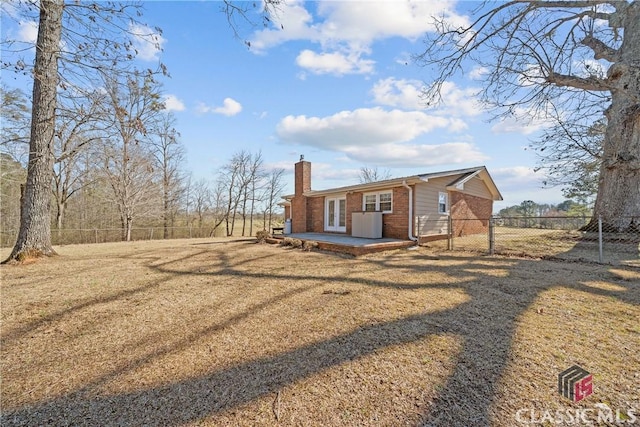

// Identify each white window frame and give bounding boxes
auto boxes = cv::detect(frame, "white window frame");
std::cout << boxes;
[362,191,393,213]
[438,191,449,215]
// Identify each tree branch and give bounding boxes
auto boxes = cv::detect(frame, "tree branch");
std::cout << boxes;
[581,35,620,61]
[546,71,611,91]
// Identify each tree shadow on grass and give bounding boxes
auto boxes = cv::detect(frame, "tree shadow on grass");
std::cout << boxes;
[2,244,638,426]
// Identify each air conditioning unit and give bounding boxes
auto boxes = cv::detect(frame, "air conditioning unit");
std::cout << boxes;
[352,211,383,238]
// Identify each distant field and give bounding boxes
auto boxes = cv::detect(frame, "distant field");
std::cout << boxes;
[1,238,639,426]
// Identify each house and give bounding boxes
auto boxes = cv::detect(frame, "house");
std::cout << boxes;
[281,159,503,244]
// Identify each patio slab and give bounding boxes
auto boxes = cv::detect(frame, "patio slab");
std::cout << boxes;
[272,232,416,256]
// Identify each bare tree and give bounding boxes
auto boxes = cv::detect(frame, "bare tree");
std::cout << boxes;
[359,166,392,184]
[220,150,252,236]
[533,117,605,206]
[190,178,212,229]
[99,72,164,241]
[262,167,286,232]
[244,151,265,237]
[1,0,283,261]
[2,0,166,262]
[0,85,31,164]
[149,113,185,238]
[52,90,105,232]
[0,154,27,241]
[4,0,64,261]
[417,1,640,231]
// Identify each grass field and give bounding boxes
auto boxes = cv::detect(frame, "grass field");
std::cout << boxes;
[1,238,639,426]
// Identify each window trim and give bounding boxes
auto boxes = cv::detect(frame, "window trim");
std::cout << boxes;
[362,190,393,213]
[438,191,449,215]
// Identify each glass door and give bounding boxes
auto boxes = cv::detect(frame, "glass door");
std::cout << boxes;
[325,197,346,232]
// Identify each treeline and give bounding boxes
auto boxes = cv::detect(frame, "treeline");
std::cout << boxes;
[1,85,285,245]
[496,200,591,229]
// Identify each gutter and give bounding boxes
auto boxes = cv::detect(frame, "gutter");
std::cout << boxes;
[402,180,418,242]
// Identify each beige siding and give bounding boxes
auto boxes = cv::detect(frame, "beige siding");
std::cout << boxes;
[461,176,493,199]
[414,175,493,236]
[414,177,451,236]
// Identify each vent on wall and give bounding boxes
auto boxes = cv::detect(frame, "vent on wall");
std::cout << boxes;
[352,211,383,239]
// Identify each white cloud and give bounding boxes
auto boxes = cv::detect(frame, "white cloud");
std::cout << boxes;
[491,107,555,135]
[278,108,453,147]
[468,65,489,80]
[250,0,468,76]
[197,98,243,117]
[129,23,165,61]
[371,78,484,117]
[296,49,374,75]
[215,98,242,116]
[18,20,37,44]
[342,142,487,167]
[276,107,485,166]
[163,94,185,112]
[491,166,564,208]
[371,78,424,110]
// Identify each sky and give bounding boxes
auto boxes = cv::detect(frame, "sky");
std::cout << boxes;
[1,0,570,211]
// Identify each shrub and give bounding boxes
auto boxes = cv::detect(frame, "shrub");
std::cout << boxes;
[256,230,270,243]
[302,240,319,251]
[281,237,294,247]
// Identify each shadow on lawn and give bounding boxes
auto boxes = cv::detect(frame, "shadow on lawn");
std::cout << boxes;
[2,243,639,426]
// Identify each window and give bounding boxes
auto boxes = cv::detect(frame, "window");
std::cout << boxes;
[379,192,392,212]
[363,191,393,213]
[364,194,377,212]
[438,192,448,214]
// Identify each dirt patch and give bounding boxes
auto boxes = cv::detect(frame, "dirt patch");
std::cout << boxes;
[1,238,638,426]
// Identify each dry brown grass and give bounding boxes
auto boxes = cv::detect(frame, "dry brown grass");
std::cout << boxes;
[1,238,638,426]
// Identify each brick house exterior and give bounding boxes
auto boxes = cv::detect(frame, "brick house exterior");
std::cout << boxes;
[283,160,502,242]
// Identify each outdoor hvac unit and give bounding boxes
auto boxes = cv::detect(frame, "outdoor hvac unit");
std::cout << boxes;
[351,211,383,239]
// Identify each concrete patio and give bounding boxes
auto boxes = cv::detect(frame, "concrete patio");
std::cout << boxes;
[271,232,416,256]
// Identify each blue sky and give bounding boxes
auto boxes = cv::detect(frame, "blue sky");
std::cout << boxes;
[2,0,569,210]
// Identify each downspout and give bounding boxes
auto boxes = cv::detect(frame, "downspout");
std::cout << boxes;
[402,180,418,242]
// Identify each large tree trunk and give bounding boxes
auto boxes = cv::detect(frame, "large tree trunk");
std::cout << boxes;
[591,3,640,232]
[4,0,63,263]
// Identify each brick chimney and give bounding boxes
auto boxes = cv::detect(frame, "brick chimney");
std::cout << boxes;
[294,157,311,195]
[292,157,311,233]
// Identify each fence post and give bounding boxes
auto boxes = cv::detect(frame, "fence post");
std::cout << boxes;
[448,216,453,250]
[149,228,153,240]
[598,215,603,263]
[489,217,495,255]
[95,229,98,244]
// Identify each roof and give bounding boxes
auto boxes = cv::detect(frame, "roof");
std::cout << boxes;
[283,166,503,201]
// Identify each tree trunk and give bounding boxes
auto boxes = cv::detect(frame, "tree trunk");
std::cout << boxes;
[56,201,65,237]
[4,0,63,262]
[591,3,640,232]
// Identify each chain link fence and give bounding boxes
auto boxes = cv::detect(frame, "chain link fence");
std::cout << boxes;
[0,226,230,247]
[418,216,639,266]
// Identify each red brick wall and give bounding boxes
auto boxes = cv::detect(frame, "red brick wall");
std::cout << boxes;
[291,160,312,233]
[346,192,362,234]
[307,197,324,232]
[292,179,414,239]
[450,192,493,236]
[291,195,307,233]
[284,205,290,219]
[382,186,410,239]
[295,161,311,195]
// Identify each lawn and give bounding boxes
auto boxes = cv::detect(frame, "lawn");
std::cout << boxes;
[1,238,639,426]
